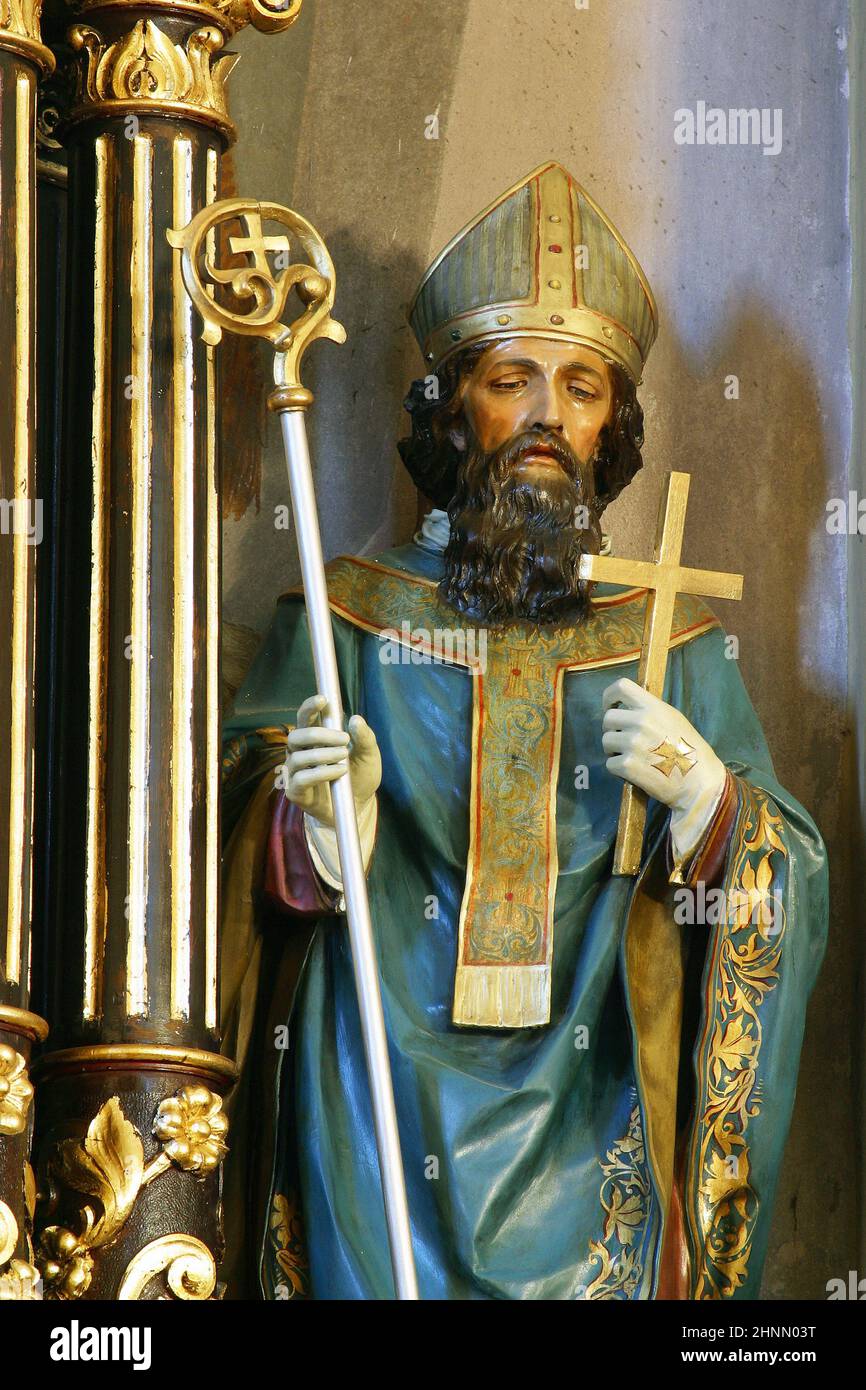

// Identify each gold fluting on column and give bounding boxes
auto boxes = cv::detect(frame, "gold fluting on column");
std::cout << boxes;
[83,133,113,1023]
[126,132,154,1020]
[171,134,195,1022]
[5,69,34,989]
[0,76,50,1343]
[204,143,219,1032]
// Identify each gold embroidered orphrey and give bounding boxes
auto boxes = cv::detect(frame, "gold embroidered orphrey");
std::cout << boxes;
[287,556,720,1028]
[689,786,788,1298]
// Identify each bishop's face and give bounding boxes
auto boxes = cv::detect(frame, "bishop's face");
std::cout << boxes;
[440,337,613,626]
[458,337,615,483]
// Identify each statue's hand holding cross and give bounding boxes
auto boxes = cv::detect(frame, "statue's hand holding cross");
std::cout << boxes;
[579,471,743,875]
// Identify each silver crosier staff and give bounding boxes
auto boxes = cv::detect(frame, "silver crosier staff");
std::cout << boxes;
[168,198,419,1301]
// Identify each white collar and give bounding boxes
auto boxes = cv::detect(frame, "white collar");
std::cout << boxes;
[412,508,452,554]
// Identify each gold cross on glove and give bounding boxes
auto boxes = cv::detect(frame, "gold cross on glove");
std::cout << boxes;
[578,471,743,875]
[650,738,697,779]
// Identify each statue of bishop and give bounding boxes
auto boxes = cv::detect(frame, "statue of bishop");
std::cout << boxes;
[220,163,828,1301]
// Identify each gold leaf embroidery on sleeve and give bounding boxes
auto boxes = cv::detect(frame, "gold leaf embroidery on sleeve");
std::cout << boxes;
[268,1192,309,1300]
[689,791,787,1299]
[584,1104,651,1300]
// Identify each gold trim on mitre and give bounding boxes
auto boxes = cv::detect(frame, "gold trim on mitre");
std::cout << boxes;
[409,161,658,382]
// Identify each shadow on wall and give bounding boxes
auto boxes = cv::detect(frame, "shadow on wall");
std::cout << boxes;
[222,0,475,634]
[223,226,431,620]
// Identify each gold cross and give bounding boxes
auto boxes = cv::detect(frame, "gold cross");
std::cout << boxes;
[227,211,291,273]
[650,739,696,778]
[578,471,743,875]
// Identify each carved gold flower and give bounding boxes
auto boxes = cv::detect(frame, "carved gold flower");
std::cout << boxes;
[39,1226,94,1300]
[0,1045,33,1136]
[153,1085,228,1175]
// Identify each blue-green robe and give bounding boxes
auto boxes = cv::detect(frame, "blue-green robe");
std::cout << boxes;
[220,537,827,1301]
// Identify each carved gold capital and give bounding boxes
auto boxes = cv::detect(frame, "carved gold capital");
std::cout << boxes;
[67,17,239,139]
[0,0,55,72]
[60,0,304,139]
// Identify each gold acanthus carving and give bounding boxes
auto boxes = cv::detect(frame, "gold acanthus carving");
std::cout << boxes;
[0,0,54,70]
[69,18,239,130]
[0,0,41,39]
[0,1044,34,1135]
[37,1087,228,1299]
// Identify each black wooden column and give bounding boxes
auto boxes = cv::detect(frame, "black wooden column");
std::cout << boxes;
[31,0,304,1301]
[0,0,54,1301]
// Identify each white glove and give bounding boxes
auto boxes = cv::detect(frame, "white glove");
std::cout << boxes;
[601,677,727,868]
[283,693,382,891]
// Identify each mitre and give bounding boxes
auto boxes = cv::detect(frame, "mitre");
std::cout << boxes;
[409,161,658,383]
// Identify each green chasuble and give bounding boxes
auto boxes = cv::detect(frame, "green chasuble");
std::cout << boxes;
[220,536,827,1302]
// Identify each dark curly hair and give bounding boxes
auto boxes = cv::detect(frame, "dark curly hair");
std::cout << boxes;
[397,342,645,512]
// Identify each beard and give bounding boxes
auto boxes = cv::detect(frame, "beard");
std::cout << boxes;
[439,428,603,626]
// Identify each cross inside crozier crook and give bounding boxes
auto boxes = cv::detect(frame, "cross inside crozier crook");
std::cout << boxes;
[578,471,744,875]
[228,212,291,273]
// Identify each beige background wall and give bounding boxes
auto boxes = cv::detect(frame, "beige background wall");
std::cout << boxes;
[224,0,858,1298]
